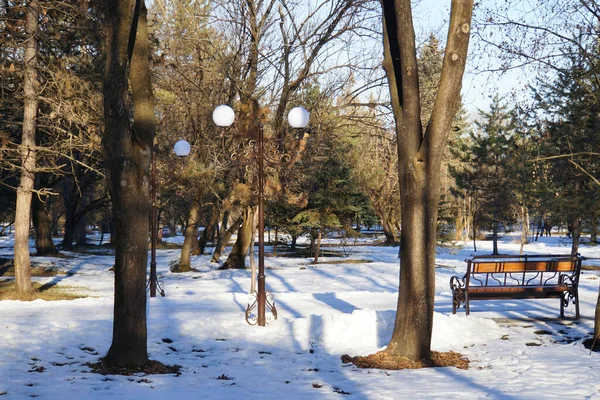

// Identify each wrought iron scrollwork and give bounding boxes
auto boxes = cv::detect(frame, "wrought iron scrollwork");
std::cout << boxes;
[245,290,278,325]
[450,275,466,312]
[146,273,166,297]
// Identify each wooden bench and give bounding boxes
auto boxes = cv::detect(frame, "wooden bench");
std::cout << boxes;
[450,254,582,319]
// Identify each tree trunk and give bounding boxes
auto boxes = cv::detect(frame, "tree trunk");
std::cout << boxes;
[102,0,153,368]
[249,207,258,293]
[519,205,528,255]
[175,200,200,272]
[381,0,473,361]
[14,0,40,295]
[492,194,499,255]
[222,206,254,269]
[211,212,239,263]
[196,205,219,255]
[62,206,76,250]
[381,218,399,244]
[591,216,598,244]
[595,285,600,341]
[75,216,87,247]
[291,234,297,251]
[32,187,58,256]
[313,228,322,264]
[571,217,581,256]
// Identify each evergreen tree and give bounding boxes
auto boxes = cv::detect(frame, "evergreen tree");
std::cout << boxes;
[451,95,517,254]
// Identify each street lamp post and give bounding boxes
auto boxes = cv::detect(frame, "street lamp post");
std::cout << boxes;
[149,139,191,298]
[213,105,309,326]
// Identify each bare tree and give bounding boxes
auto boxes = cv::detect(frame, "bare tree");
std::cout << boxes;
[14,0,40,295]
[380,0,474,360]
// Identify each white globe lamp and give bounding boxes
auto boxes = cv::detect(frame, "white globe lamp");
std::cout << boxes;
[212,105,235,127]
[287,106,309,128]
[173,140,191,157]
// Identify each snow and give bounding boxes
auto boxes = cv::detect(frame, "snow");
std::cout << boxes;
[1,233,600,399]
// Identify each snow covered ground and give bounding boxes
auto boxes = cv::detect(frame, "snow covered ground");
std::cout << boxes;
[1,232,599,399]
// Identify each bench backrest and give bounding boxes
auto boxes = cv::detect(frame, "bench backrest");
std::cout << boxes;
[465,255,582,288]
[471,260,577,273]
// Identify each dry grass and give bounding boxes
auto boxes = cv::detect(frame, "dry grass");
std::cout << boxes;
[0,257,68,277]
[341,350,469,370]
[0,281,86,301]
[314,259,372,265]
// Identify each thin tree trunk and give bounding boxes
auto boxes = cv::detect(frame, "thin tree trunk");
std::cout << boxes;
[313,228,322,264]
[14,0,40,295]
[571,217,581,256]
[595,285,600,341]
[519,205,528,255]
[249,207,258,293]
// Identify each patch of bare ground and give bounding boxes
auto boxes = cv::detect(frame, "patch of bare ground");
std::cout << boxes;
[341,350,469,370]
[583,337,600,352]
[0,281,86,301]
[87,360,181,376]
[0,257,69,277]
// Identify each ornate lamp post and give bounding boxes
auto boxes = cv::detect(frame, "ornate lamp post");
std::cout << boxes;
[213,105,309,326]
[149,139,191,298]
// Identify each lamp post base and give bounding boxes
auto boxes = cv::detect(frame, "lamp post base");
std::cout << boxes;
[245,290,277,325]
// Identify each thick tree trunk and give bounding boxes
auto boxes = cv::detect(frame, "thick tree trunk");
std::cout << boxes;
[14,0,40,295]
[32,188,58,256]
[222,207,254,269]
[102,0,153,368]
[381,0,473,361]
[175,200,200,272]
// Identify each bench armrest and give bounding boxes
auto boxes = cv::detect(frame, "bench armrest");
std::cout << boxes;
[559,273,577,287]
[450,274,466,292]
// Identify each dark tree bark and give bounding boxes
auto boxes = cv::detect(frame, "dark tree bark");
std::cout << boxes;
[571,217,581,256]
[380,0,474,361]
[75,216,87,247]
[32,176,58,256]
[14,0,40,294]
[101,0,153,368]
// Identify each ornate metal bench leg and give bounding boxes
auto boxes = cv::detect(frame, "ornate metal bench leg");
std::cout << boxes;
[465,293,470,316]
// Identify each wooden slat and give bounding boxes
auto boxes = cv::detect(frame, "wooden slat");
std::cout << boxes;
[472,260,576,273]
